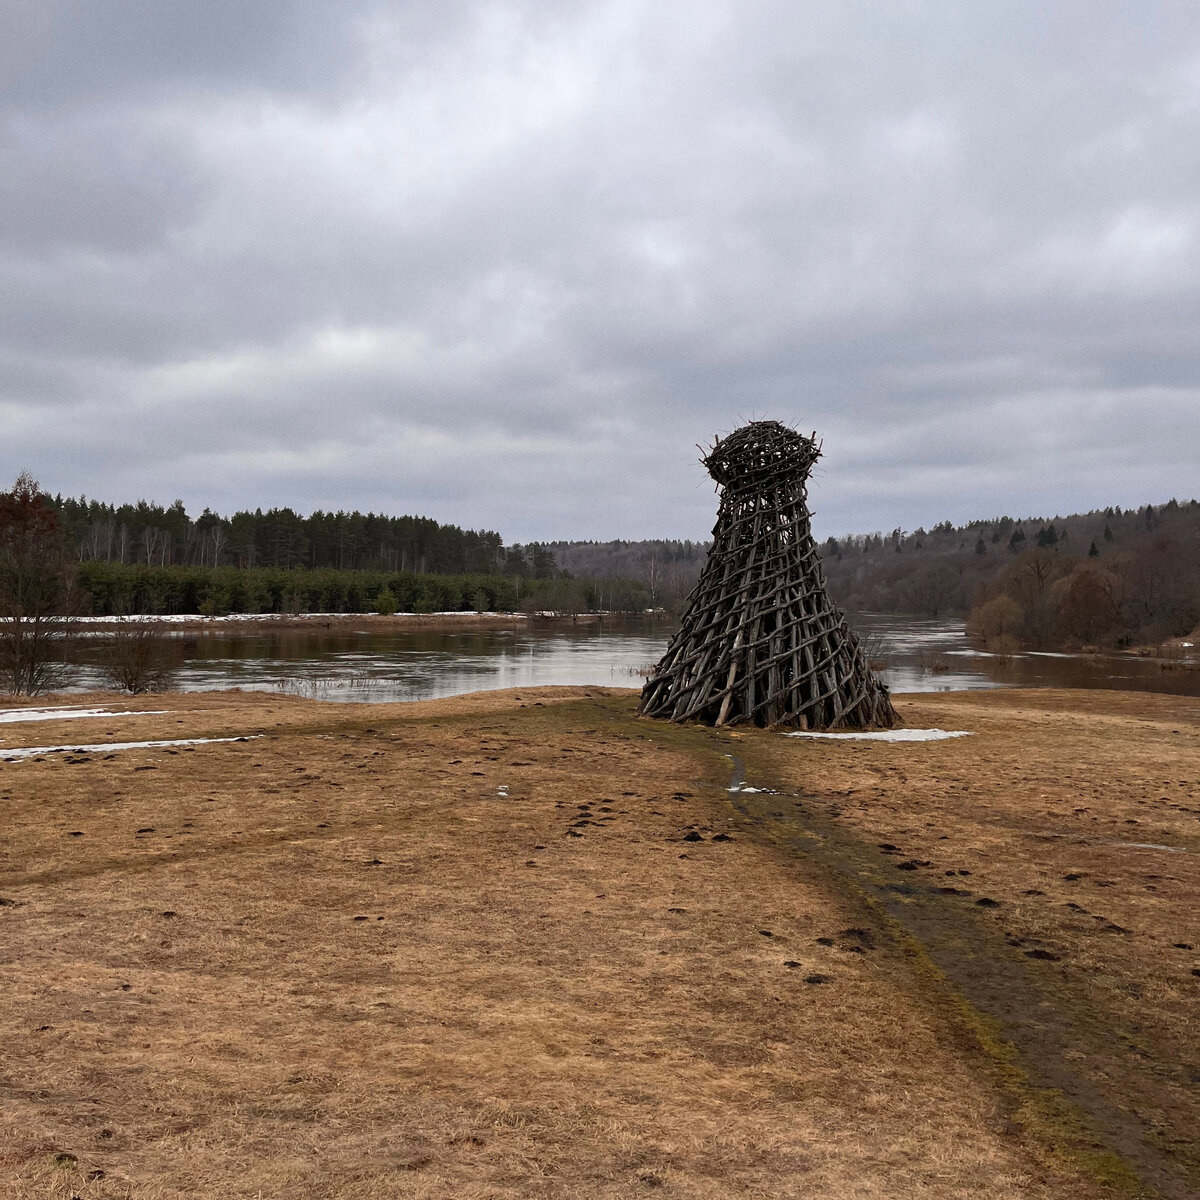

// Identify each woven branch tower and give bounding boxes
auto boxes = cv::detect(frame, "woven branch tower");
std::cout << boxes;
[639,420,897,729]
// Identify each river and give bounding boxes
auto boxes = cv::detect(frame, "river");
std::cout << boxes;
[65,613,1200,703]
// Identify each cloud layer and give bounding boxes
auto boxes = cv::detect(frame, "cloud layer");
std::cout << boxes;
[3,1,1199,540]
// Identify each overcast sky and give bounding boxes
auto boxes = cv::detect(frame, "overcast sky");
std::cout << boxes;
[3,2,1199,542]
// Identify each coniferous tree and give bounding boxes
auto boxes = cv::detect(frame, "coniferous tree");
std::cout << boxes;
[1036,523,1059,548]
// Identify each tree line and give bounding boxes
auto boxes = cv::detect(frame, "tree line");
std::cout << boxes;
[539,538,709,612]
[76,563,523,618]
[819,499,1200,630]
[51,494,558,578]
[545,500,1200,646]
[968,537,1200,652]
[75,562,655,620]
[2,473,660,694]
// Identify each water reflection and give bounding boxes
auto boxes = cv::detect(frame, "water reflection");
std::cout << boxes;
[66,613,1200,702]
[855,613,1200,698]
[72,619,669,703]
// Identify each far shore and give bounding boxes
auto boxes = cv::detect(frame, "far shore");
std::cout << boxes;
[69,609,653,634]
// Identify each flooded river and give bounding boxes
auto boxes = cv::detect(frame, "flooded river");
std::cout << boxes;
[68,613,1200,703]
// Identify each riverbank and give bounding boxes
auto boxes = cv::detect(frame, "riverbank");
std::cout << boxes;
[71,610,623,634]
[1,687,1196,1197]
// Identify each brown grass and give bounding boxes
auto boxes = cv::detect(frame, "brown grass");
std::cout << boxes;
[737,688,1199,1198]
[0,686,1190,1197]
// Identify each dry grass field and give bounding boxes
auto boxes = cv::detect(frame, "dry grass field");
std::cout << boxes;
[0,685,1196,1198]
[735,689,1199,1200]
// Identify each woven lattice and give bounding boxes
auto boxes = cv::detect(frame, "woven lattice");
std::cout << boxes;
[639,420,897,729]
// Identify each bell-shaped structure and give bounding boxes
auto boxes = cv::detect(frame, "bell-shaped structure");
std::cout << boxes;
[639,420,897,729]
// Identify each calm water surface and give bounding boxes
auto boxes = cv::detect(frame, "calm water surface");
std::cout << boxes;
[70,613,1200,702]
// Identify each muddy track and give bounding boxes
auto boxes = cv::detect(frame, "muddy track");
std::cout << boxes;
[715,749,1194,1200]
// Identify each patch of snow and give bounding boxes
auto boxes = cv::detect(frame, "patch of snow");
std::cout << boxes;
[73,614,211,624]
[2,735,262,761]
[72,612,526,624]
[1117,842,1185,853]
[1025,651,1078,659]
[0,706,166,725]
[786,728,973,742]
[726,785,773,793]
[1181,641,1194,648]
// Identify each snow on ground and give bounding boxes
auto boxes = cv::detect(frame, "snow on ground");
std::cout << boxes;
[71,612,525,624]
[1,736,261,761]
[786,728,973,742]
[0,706,166,725]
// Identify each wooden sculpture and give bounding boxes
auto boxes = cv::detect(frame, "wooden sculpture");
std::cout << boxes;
[639,420,897,729]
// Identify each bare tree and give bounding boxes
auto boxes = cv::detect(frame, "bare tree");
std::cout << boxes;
[0,471,79,694]
[140,525,161,567]
[209,524,228,566]
[99,617,183,693]
[82,519,113,561]
[641,553,663,607]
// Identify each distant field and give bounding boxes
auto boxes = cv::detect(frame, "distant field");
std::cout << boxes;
[1,687,1195,1198]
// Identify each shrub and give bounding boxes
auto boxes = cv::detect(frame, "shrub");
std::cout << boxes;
[967,594,1022,648]
[99,618,184,693]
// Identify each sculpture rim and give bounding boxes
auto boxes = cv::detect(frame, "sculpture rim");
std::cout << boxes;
[702,419,821,490]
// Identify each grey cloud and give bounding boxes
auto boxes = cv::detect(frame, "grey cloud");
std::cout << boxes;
[2,1,1199,542]
[0,115,205,255]
[0,0,374,110]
